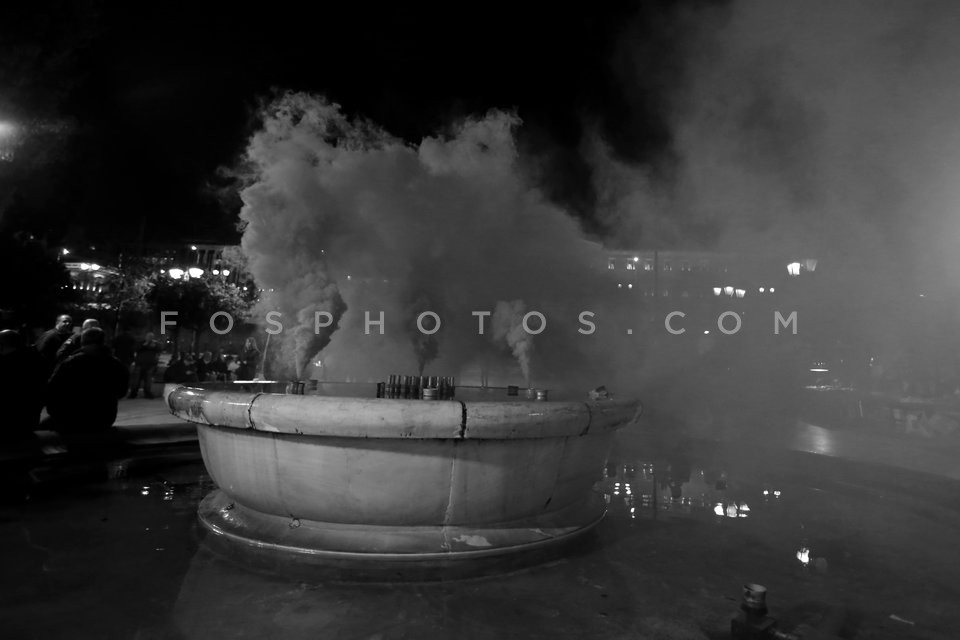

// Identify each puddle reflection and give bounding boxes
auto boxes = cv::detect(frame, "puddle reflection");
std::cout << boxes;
[598,459,783,525]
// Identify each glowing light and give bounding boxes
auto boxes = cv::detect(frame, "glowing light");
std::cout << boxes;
[0,121,15,137]
[803,258,818,272]
[769,287,775,293]
[80,263,91,270]
[713,287,722,296]
[726,504,738,518]
[168,268,184,279]
[617,283,622,288]
[190,245,198,251]
[810,368,829,373]
[735,288,746,299]
[222,269,230,276]
[796,547,811,565]
[212,269,220,275]
[90,264,100,271]
[787,262,801,276]
[627,283,633,289]
[714,503,724,516]
[773,490,781,498]
[62,248,70,255]
[188,267,204,278]
[758,287,765,293]
[762,490,769,496]
[703,330,710,334]
[633,256,639,262]
[723,286,734,296]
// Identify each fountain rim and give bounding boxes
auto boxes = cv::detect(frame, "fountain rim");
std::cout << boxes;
[164,383,642,440]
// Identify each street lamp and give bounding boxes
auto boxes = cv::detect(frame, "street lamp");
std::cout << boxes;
[168,268,184,279]
[188,267,204,278]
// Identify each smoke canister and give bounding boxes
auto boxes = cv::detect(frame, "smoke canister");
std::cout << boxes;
[741,584,768,616]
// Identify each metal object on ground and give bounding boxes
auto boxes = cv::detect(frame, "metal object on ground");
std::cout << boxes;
[731,583,801,640]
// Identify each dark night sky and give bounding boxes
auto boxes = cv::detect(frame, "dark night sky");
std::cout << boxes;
[0,0,700,250]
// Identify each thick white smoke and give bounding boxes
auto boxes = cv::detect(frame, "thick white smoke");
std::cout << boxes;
[237,93,618,390]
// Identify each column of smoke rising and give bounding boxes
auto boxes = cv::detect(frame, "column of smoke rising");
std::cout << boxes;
[236,93,610,385]
[491,300,534,386]
[405,293,440,376]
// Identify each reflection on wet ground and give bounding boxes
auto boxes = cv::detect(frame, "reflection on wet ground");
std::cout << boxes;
[1,433,959,639]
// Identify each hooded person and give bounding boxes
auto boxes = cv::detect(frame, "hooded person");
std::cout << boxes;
[44,327,130,434]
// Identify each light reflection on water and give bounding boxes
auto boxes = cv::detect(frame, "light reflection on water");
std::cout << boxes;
[597,460,782,524]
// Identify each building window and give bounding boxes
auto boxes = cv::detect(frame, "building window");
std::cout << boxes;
[608,261,615,270]
[644,261,653,271]
[626,262,636,270]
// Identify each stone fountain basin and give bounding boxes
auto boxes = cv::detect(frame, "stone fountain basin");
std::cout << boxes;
[164,383,641,564]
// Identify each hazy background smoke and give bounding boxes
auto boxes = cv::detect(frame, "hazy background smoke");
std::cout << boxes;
[601,0,960,291]
[572,0,960,432]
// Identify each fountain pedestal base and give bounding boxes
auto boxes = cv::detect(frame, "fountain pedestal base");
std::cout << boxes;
[198,489,606,580]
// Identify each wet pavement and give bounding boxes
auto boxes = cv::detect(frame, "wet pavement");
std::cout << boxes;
[1,425,959,639]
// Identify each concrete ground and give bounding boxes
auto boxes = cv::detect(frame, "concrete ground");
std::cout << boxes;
[4,394,960,639]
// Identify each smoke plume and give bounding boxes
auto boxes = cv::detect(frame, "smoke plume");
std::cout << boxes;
[491,300,535,385]
[237,93,610,388]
